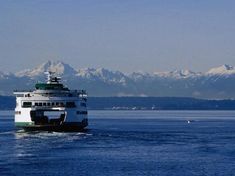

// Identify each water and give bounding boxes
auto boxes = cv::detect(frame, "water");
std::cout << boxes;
[1,110,235,176]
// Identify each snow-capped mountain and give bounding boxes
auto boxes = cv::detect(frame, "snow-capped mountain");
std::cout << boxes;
[154,69,199,79]
[130,71,153,81]
[16,60,77,77]
[206,64,235,75]
[0,71,13,79]
[76,67,128,84]
[1,61,235,99]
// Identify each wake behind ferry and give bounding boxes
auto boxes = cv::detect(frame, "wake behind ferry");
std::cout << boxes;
[14,72,88,131]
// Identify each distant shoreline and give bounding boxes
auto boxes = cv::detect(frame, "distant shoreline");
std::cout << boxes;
[1,96,235,110]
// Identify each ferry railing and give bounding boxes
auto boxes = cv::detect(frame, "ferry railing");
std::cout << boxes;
[14,89,33,93]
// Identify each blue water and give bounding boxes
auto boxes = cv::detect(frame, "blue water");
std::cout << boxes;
[1,110,235,176]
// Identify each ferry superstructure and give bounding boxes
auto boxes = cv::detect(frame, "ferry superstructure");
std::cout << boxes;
[14,72,88,131]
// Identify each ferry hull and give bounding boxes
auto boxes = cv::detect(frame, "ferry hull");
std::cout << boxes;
[15,120,88,132]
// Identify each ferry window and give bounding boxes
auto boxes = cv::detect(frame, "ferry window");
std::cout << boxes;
[47,102,50,106]
[39,103,42,106]
[35,103,38,106]
[56,102,59,106]
[43,102,46,106]
[52,102,55,106]
[15,111,21,115]
[60,102,64,106]
[80,103,86,107]
[22,102,32,108]
[66,102,76,108]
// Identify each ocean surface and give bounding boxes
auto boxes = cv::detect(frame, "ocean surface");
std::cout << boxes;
[1,110,235,176]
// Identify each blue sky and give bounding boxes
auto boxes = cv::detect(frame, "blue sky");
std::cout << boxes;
[0,0,235,73]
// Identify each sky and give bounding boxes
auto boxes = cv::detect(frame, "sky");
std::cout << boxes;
[0,0,235,73]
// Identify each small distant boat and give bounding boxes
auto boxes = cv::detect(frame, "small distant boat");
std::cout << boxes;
[187,120,191,124]
[14,72,88,131]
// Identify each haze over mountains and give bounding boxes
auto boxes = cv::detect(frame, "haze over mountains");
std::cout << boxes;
[0,61,235,99]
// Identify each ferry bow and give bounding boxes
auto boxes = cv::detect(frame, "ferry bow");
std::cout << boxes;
[14,72,88,131]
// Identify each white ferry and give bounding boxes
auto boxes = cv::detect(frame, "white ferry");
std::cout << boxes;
[14,72,88,131]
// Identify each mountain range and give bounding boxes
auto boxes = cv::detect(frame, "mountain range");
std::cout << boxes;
[1,61,235,99]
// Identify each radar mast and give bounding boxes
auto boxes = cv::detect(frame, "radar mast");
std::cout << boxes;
[44,71,61,84]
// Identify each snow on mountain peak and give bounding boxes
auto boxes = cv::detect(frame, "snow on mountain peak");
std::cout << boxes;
[76,67,127,84]
[0,71,6,78]
[172,69,195,77]
[154,69,197,78]
[16,60,76,77]
[12,61,235,82]
[130,71,152,81]
[206,64,235,75]
[77,67,124,77]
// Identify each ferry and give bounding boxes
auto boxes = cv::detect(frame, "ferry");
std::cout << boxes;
[14,72,88,131]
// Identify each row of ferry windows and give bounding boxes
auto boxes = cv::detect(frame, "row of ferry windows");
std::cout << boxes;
[21,101,85,108]
[15,111,87,115]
